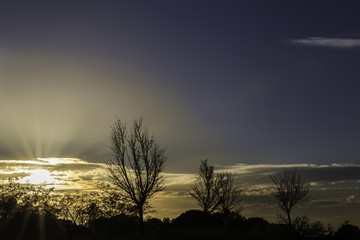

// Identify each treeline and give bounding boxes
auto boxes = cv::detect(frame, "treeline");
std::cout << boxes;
[1,118,359,239]
[0,181,359,239]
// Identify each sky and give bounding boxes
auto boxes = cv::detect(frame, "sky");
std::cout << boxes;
[0,1,360,226]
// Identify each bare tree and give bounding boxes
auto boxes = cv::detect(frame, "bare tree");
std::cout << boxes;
[269,169,309,227]
[190,160,221,214]
[56,191,94,226]
[105,118,166,223]
[55,187,134,226]
[217,172,243,215]
[0,181,55,219]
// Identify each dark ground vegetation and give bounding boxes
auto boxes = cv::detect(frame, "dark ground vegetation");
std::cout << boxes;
[0,182,358,240]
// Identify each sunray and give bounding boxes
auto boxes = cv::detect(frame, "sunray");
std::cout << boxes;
[17,208,31,240]
[38,214,46,240]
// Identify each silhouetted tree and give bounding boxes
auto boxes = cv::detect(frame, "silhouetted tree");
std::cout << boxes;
[105,118,166,224]
[217,172,243,215]
[335,222,360,240]
[95,183,137,218]
[293,216,334,239]
[190,160,221,214]
[0,181,71,240]
[190,160,243,216]
[55,184,134,226]
[56,191,94,226]
[269,169,309,227]
[0,181,56,219]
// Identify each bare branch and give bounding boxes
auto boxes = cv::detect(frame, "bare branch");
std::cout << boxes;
[190,160,221,214]
[269,169,309,227]
[105,118,166,223]
[217,172,243,214]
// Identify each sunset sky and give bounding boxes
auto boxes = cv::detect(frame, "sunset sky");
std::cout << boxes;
[0,1,360,226]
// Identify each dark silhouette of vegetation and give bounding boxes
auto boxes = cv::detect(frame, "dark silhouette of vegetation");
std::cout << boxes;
[0,121,356,240]
[0,181,56,218]
[217,172,243,215]
[190,159,221,214]
[292,216,335,240]
[55,184,135,226]
[105,118,166,224]
[269,169,309,227]
[0,180,357,240]
[334,221,360,240]
[190,160,242,216]
[0,181,69,240]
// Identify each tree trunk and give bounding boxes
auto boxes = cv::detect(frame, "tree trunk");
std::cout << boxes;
[286,210,292,227]
[138,205,144,236]
[223,212,230,231]
[139,206,144,224]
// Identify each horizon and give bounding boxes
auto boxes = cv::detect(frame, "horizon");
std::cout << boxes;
[1,157,359,226]
[1,0,360,230]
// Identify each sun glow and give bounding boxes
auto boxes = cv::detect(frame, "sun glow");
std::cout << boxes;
[15,158,71,185]
[19,169,60,185]
[0,157,106,190]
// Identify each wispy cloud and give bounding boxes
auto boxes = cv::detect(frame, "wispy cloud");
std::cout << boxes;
[290,37,360,48]
[1,158,360,225]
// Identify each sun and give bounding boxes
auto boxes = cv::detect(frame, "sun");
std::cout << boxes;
[19,169,57,185]
[5,157,100,190]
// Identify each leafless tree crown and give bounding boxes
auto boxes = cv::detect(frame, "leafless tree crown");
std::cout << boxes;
[217,172,243,214]
[269,169,309,226]
[106,118,166,223]
[190,160,221,213]
[190,160,242,214]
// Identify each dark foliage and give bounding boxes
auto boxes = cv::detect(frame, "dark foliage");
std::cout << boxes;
[334,222,360,240]
[0,203,356,240]
[0,180,357,240]
[89,214,140,239]
[0,206,75,240]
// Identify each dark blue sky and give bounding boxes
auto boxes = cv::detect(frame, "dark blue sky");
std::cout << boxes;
[1,1,360,170]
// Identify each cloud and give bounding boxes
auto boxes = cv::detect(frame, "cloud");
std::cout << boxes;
[154,162,360,225]
[290,37,360,48]
[1,158,360,225]
[0,158,107,189]
[0,172,31,179]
